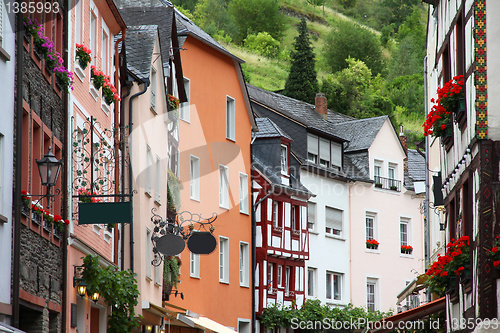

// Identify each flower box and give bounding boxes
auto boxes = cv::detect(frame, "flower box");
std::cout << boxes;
[32,211,42,225]
[375,183,382,188]
[390,185,398,191]
[401,245,413,254]
[366,239,379,249]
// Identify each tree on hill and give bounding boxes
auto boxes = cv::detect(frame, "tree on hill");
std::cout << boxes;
[321,58,394,119]
[228,0,285,44]
[323,19,384,75]
[282,18,319,104]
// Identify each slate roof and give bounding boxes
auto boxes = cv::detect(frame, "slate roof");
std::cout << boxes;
[115,0,174,70]
[254,118,292,141]
[124,26,158,82]
[405,149,426,190]
[174,8,244,63]
[247,84,354,141]
[329,116,388,153]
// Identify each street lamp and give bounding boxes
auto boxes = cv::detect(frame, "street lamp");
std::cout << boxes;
[91,292,100,302]
[36,146,62,191]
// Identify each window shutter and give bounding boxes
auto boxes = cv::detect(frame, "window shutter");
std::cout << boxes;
[331,142,342,167]
[319,138,330,161]
[325,207,342,231]
[307,134,318,155]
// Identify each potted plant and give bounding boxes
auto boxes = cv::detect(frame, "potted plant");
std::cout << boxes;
[78,188,100,203]
[90,66,105,90]
[21,190,31,215]
[168,94,180,110]
[102,79,120,105]
[487,235,500,270]
[401,245,413,254]
[425,235,470,296]
[375,183,382,188]
[366,239,379,250]
[75,44,92,69]
[390,185,398,191]
[31,202,43,225]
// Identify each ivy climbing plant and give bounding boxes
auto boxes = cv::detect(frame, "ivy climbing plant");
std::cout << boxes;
[81,255,141,333]
[261,299,392,331]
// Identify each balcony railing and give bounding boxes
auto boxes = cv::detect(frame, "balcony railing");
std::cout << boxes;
[374,176,401,192]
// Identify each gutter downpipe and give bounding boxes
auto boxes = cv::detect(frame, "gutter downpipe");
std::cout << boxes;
[424,56,431,302]
[120,82,131,270]
[61,1,69,330]
[12,10,24,328]
[128,80,149,272]
[114,29,126,266]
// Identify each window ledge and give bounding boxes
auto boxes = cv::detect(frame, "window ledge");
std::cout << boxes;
[0,45,11,62]
[400,254,414,258]
[219,280,230,285]
[75,64,85,82]
[90,85,99,100]
[101,102,111,115]
[190,196,200,202]
[365,249,380,254]
[308,230,319,235]
[240,284,250,288]
[226,137,236,143]
[146,276,152,282]
[190,275,201,279]
[325,234,345,241]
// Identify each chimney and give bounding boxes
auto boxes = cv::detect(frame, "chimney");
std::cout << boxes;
[315,93,327,120]
[399,125,408,173]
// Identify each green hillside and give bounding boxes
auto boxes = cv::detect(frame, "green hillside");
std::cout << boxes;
[173,0,428,146]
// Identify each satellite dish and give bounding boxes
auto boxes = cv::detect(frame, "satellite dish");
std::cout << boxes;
[187,232,217,254]
[156,234,185,256]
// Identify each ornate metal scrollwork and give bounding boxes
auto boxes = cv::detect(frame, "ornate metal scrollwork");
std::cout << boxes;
[150,208,217,266]
[71,116,130,196]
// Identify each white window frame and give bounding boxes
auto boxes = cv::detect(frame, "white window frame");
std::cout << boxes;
[90,8,97,65]
[146,228,152,279]
[150,67,157,112]
[325,206,343,237]
[180,77,190,122]
[267,262,274,290]
[277,265,283,287]
[319,138,330,168]
[226,96,235,141]
[239,173,249,214]
[308,202,316,232]
[239,242,249,287]
[285,266,291,296]
[74,0,82,45]
[219,236,229,283]
[145,145,152,195]
[374,160,382,184]
[272,201,279,228]
[307,267,316,297]
[307,133,318,164]
[326,271,342,301]
[365,212,377,241]
[101,26,108,74]
[280,145,288,175]
[154,156,161,204]
[190,252,200,278]
[219,165,229,209]
[154,258,162,285]
[0,133,3,211]
[190,155,200,201]
[291,205,297,231]
[400,217,410,247]
[367,278,378,312]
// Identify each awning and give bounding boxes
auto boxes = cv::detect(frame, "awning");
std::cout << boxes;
[396,274,428,304]
[164,302,237,333]
[0,322,27,333]
[364,297,446,333]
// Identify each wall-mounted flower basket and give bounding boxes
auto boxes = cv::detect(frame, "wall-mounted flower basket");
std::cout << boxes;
[401,245,413,254]
[445,276,457,295]
[75,44,92,69]
[366,239,379,249]
[440,122,452,146]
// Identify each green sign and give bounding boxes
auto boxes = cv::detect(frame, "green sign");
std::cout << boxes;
[78,202,132,224]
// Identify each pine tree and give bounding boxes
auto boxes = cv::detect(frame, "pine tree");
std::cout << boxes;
[283,18,318,104]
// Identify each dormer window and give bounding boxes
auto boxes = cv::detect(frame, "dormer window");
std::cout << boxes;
[280,145,288,175]
[307,133,342,169]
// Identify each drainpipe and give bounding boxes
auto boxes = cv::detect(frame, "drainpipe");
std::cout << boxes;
[114,29,126,266]
[61,0,69,330]
[12,10,24,328]
[424,56,431,302]
[128,80,149,272]
[120,82,131,271]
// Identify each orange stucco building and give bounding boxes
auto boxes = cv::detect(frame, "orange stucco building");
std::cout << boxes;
[167,10,256,333]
